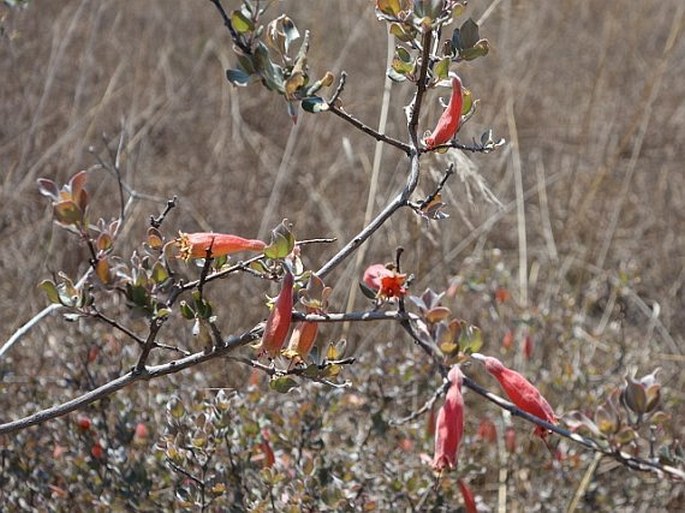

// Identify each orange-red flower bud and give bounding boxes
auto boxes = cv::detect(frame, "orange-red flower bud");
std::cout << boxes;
[424,73,464,149]
[176,232,265,261]
[363,264,407,299]
[432,366,465,471]
[472,353,557,439]
[259,271,294,358]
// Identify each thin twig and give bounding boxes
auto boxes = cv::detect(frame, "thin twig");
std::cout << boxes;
[166,458,205,488]
[0,269,93,360]
[292,309,413,324]
[150,196,178,229]
[414,473,441,512]
[390,378,450,426]
[328,103,411,154]
[328,72,409,153]
[420,139,505,154]
[227,356,356,378]
[90,307,145,345]
[409,162,455,212]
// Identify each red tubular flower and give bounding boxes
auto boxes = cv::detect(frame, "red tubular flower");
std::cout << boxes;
[286,320,319,359]
[476,417,497,443]
[424,72,464,149]
[432,366,465,471]
[176,232,266,261]
[363,264,407,299]
[457,479,478,513]
[259,270,294,359]
[258,429,276,469]
[472,353,557,439]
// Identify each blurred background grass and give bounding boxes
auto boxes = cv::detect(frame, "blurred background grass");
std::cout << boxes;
[0,0,683,510]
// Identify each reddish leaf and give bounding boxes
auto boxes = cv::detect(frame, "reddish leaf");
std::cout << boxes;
[134,422,149,441]
[91,441,104,459]
[258,430,275,468]
[68,170,87,198]
[37,178,59,200]
[76,416,91,431]
[53,199,82,226]
[95,258,111,285]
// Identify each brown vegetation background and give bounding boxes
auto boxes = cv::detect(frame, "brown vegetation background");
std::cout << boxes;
[0,0,683,511]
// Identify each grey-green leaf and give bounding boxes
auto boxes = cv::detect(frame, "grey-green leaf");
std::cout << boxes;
[301,96,329,114]
[459,18,480,49]
[226,68,251,87]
